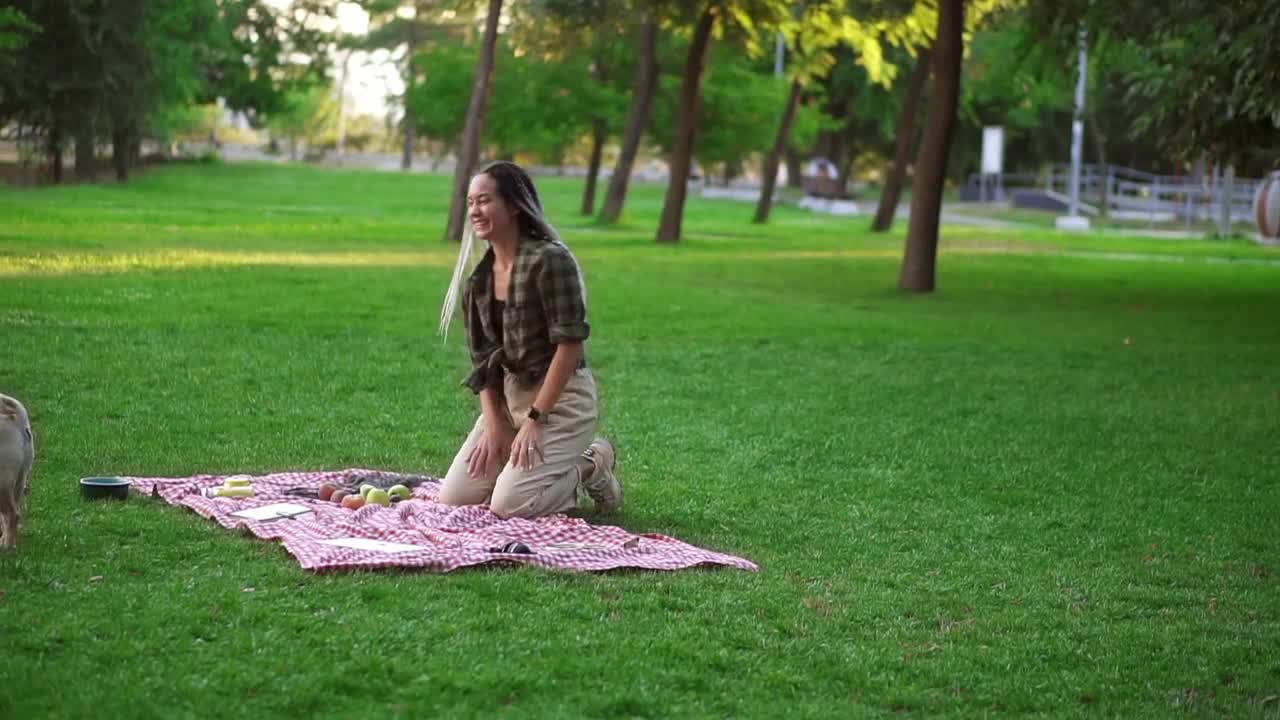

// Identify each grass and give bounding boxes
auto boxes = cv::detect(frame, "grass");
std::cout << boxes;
[1,162,1278,718]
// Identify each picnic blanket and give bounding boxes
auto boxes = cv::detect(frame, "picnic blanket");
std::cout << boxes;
[126,469,758,573]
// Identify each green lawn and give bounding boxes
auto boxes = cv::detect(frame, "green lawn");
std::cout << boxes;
[1,162,1278,718]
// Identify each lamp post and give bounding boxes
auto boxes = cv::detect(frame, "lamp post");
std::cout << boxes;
[1056,27,1091,231]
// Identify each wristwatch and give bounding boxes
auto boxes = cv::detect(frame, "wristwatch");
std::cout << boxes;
[527,406,544,423]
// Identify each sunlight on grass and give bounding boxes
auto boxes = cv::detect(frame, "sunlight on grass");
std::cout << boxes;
[0,248,455,276]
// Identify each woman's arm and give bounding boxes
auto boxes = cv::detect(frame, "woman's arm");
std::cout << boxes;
[467,385,514,479]
[509,340,582,471]
[533,340,582,417]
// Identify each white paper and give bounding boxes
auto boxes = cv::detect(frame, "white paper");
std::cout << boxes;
[317,538,423,553]
[229,503,314,521]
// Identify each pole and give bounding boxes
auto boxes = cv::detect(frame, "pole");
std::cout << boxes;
[775,33,784,78]
[1056,27,1090,231]
[1068,27,1086,217]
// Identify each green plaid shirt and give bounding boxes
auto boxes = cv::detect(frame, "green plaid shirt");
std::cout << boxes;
[461,237,590,393]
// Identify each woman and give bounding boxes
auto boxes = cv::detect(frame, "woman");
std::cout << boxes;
[437,161,621,519]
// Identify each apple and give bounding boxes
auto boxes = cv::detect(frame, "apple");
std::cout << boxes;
[330,490,349,504]
[318,482,338,501]
[359,484,378,499]
[341,495,365,510]
[365,489,391,507]
[388,484,411,500]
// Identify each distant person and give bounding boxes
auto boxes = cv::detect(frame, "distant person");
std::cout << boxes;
[436,161,621,519]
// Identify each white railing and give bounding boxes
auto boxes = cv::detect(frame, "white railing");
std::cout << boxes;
[1044,163,1260,226]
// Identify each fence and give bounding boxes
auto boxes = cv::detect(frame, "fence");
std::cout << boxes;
[966,163,1262,229]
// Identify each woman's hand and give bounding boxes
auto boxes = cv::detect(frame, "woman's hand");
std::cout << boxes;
[467,418,514,479]
[509,420,544,472]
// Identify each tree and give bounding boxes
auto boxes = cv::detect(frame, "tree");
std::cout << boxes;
[0,0,335,183]
[655,4,717,244]
[403,39,474,165]
[655,0,789,243]
[898,0,963,292]
[599,14,659,223]
[265,85,338,160]
[650,49,808,186]
[753,0,910,223]
[1029,0,1280,167]
[517,0,634,215]
[445,0,504,243]
[870,45,930,231]
[357,1,468,170]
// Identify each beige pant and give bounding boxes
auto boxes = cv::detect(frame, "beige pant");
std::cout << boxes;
[439,368,597,518]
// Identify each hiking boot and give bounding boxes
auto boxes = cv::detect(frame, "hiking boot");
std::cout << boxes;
[581,438,622,515]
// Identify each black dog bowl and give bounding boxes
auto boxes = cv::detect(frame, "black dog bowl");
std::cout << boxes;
[80,477,131,501]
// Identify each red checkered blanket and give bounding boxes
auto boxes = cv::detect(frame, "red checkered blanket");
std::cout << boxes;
[126,469,758,573]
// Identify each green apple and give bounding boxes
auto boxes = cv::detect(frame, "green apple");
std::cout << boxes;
[365,489,392,507]
[388,484,411,500]
[359,484,378,499]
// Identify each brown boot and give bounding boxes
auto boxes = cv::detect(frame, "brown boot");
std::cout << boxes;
[581,438,622,515]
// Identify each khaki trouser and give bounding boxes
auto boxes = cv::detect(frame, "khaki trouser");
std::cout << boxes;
[439,368,597,518]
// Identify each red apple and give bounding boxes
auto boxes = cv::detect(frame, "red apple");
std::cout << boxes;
[318,482,338,501]
[341,495,365,510]
[331,490,349,504]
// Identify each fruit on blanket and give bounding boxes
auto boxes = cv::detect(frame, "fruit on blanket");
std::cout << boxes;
[318,483,338,501]
[331,490,349,504]
[366,489,391,507]
[359,484,377,499]
[341,495,365,510]
[214,486,254,498]
[388,484,411,500]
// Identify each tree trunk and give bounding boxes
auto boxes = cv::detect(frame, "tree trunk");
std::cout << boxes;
[836,151,856,196]
[872,47,932,232]
[898,0,964,293]
[112,128,130,181]
[49,124,63,184]
[580,59,609,215]
[784,147,802,188]
[401,108,414,170]
[753,80,803,223]
[336,50,351,161]
[75,119,96,182]
[655,6,716,244]
[401,11,420,171]
[1218,163,1235,236]
[599,17,659,223]
[1088,106,1108,218]
[581,118,606,215]
[445,0,504,242]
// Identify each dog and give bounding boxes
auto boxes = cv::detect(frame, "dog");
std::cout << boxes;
[0,394,34,550]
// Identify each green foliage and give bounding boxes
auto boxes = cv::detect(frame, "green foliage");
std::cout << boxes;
[0,0,337,175]
[650,48,798,179]
[404,40,474,148]
[264,85,339,148]
[962,21,1072,131]
[406,36,625,164]
[485,42,615,164]
[1028,0,1280,165]
[205,0,337,121]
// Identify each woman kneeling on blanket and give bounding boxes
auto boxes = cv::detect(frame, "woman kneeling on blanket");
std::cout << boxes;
[437,161,621,519]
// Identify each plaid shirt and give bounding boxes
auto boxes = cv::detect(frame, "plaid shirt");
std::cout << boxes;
[461,237,590,393]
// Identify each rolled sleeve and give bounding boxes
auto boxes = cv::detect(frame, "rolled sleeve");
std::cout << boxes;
[538,245,590,344]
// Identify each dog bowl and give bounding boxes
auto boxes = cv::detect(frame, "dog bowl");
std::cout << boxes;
[80,477,131,501]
